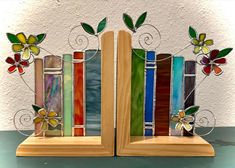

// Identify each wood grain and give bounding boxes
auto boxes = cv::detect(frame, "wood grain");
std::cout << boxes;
[117,30,132,152]
[101,31,114,154]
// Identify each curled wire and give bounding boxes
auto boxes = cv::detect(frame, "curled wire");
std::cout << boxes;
[186,109,216,137]
[132,23,161,61]
[19,74,37,95]
[135,23,161,51]
[196,53,207,65]
[13,108,42,136]
[66,24,100,63]
[68,25,90,51]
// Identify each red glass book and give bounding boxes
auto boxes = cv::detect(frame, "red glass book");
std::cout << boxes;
[73,51,85,136]
[155,54,172,136]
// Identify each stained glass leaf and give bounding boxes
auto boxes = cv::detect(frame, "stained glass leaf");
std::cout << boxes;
[32,104,41,112]
[185,105,199,115]
[189,26,197,39]
[135,12,147,29]
[6,33,20,43]
[123,13,135,32]
[36,34,46,44]
[97,17,107,34]
[81,22,95,35]
[216,48,233,58]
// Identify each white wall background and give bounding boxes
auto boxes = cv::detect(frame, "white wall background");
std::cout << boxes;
[0,0,235,130]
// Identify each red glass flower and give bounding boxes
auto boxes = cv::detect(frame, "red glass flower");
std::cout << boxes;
[5,54,29,75]
[200,49,226,76]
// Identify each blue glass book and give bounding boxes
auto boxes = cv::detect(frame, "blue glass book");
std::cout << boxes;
[144,51,156,136]
[85,50,101,136]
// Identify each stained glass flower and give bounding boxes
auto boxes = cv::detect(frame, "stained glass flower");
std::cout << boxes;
[192,33,213,54]
[33,108,59,131]
[171,110,194,132]
[5,53,29,75]
[200,49,227,76]
[11,33,40,60]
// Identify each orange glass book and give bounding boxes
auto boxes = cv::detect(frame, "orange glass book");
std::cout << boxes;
[73,51,85,136]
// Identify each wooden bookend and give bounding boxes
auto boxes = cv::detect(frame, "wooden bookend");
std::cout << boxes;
[116,30,215,157]
[16,31,114,157]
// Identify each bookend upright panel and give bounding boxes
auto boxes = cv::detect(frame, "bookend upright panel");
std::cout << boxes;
[116,30,215,157]
[15,31,114,156]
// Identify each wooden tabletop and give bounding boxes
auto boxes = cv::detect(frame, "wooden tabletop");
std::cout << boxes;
[0,128,235,168]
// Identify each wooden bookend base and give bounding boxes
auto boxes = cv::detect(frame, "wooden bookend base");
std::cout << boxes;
[16,31,115,157]
[117,135,215,156]
[16,136,112,156]
[117,30,215,157]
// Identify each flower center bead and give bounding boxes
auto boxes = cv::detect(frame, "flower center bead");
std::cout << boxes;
[14,62,20,67]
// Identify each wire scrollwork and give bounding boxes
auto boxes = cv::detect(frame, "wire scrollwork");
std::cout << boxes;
[68,25,90,51]
[13,108,42,136]
[134,24,161,51]
[193,109,216,136]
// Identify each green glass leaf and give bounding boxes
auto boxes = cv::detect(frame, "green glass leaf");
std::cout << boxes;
[135,12,147,29]
[81,22,95,35]
[185,106,199,115]
[97,17,107,34]
[32,104,42,113]
[123,13,135,32]
[6,33,20,43]
[37,33,46,44]
[188,26,197,39]
[216,48,233,58]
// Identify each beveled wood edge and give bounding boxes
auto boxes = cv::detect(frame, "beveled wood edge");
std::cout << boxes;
[16,137,112,156]
[101,31,115,156]
[16,31,115,157]
[116,30,215,157]
[117,30,132,154]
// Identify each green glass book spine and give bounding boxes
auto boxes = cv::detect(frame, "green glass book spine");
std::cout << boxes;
[63,54,73,136]
[130,49,145,136]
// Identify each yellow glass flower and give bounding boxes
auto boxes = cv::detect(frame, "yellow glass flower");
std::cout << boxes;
[192,33,213,54]
[171,110,194,132]
[12,32,40,60]
[33,108,59,131]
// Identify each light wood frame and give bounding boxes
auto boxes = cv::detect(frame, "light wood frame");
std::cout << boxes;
[16,31,115,157]
[116,30,215,156]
